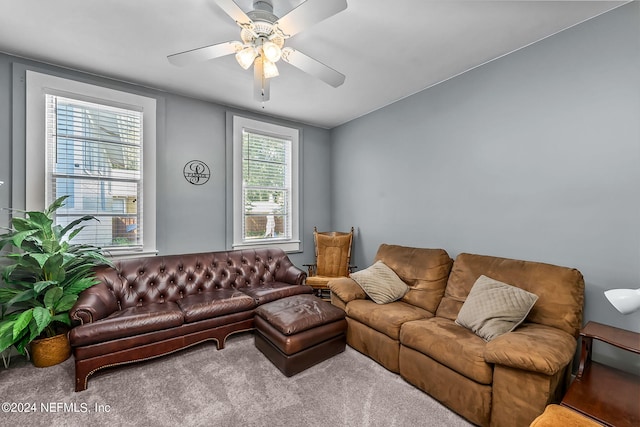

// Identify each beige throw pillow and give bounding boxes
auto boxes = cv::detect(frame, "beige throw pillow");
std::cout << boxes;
[350,261,409,304]
[455,275,538,341]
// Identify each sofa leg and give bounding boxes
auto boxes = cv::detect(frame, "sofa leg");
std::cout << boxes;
[74,360,91,392]
[75,377,88,392]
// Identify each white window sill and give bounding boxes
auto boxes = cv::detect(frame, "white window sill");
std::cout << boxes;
[104,249,159,260]
[232,240,301,253]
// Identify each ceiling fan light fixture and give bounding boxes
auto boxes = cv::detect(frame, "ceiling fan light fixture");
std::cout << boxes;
[263,58,279,78]
[262,41,282,63]
[236,46,257,69]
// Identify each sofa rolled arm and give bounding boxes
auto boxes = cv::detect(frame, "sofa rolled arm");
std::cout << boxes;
[274,259,307,285]
[484,323,577,376]
[328,277,367,305]
[70,282,119,325]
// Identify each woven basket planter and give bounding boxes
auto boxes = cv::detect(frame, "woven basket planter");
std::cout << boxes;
[30,333,71,368]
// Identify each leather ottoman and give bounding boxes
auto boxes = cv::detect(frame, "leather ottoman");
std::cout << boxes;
[254,294,347,376]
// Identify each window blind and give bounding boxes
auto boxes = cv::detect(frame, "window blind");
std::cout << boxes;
[45,94,143,250]
[241,129,292,242]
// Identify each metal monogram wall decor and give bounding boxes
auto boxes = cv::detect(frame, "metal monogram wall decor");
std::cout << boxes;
[183,160,211,185]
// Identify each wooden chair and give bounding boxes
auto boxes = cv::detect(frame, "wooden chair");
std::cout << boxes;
[305,227,355,300]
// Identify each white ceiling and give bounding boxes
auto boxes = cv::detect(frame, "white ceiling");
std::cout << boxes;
[0,0,628,128]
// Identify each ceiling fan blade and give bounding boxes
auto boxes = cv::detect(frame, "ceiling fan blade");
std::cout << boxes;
[276,0,347,38]
[168,41,238,67]
[282,48,345,88]
[213,0,253,27]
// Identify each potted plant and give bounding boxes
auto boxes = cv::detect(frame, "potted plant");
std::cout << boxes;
[0,195,111,367]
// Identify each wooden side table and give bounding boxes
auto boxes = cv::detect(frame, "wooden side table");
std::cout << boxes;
[561,321,640,427]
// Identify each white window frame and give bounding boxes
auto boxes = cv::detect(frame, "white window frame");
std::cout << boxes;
[25,70,157,256]
[231,115,300,252]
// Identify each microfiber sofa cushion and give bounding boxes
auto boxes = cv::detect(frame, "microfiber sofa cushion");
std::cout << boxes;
[401,317,493,385]
[374,244,452,313]
[436,253,584,337]
[346,299,432,340]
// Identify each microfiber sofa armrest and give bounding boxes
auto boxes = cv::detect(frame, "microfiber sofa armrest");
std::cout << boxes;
[70,282,119,325]
[484,323,577,375]
[328,277,367,305]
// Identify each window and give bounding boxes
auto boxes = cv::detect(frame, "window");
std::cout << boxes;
[46,95,142,249]
[26,71,156,255]
[231,115,300,252]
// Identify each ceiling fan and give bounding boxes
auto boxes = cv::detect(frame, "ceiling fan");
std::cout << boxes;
[168,0,348,102]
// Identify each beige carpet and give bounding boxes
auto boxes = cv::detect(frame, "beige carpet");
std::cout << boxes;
[0,332,472,427]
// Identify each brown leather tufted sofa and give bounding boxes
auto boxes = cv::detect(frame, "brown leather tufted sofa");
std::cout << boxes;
[69,248,312,391]
[329,244,585,427]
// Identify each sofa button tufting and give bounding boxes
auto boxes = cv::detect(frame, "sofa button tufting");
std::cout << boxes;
[68,248,312,390]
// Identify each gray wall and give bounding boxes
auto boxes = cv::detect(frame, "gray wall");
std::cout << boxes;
[331,3,639,369]
[0,54,332,268]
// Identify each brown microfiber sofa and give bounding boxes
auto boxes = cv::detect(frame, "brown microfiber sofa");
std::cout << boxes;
[328,244,584,427]
[69,248,311,391]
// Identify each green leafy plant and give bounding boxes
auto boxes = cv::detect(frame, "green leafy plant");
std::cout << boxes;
[0,196,111,356]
